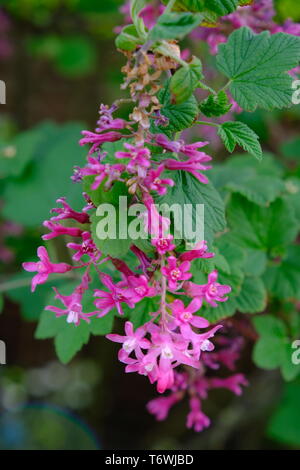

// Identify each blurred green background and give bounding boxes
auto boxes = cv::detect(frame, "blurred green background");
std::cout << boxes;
[1,0,300,450]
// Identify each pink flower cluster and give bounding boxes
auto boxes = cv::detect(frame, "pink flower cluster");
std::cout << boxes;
[20,2,250,432]
[147,333,248,432]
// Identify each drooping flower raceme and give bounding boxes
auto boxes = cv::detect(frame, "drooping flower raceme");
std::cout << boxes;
[22,0,294,433]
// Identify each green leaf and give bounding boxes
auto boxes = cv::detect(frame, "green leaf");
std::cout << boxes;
[280,136,300,160]
[263,245,300,300]
[54,36,96,77]
[198,238,245,322]
[253,315,300,380]
[243,249,267,277]
[125,296,160,328]
[155,171,226,246]
[203,0,238,15]
[199,90,232,117]
[235,276,267,314]
[83,176,129,208]
[54,322,90,364]
[156,80,199,135]
[253,315,288,369]
[0,127,46,178]
[149,12,202,41]
[218,121,262,160]
[115,24,142,51]
[90,211,132,258]
[7,273,70,322]
[130,0,147,38]
[226,195,298,256]
[201,297,238,323]
[225,175,285,206]
[28,35,97,78]
[268,380,300,447]
[164,0,238,16]
[283,178,300,224]
[170,57,203,104]
[3,122,86,227]
[35,280,115,363]
[217,27,300,111]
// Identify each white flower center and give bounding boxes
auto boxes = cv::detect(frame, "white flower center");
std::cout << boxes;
[161,345,174,359]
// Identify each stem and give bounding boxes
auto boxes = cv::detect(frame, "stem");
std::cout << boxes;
[164,0,176,15]
[160,255,167,330]
[198,81,217,95]
[219,80,232,92]
[195,120,220,128]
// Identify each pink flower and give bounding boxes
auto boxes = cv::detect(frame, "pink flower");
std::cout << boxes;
[96,104,127,131]
[116,143,151,178]
[50,197,89,224]
[144,331,199,393]
[147,394,179,421]
[79,157,125,190]
[151,235,176,255]
[67,231,100,262]
[180,141,210,159]
[164,155,212,184]
[42,221,83,240]
[162,256,192,290]
[46,283,99,326]
[155,133,181,153]
[209,374,248,396]
[126,275,157,303]
[94,272,134,316]
[131,245,152,274]
[142,193,171,237]
[179,240,214,262]
[106,321,150,354]
[79,130,123,155]
[185,270,231,307]
[170,298,208,329]
[22,246,72,292]
[144,164,174,195]
[186,397,210,432]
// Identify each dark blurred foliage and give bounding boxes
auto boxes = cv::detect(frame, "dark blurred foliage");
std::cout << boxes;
[0,0,300,450]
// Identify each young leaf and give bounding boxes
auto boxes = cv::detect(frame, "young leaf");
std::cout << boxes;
[217,27,300,111]
[218,121,262,160]
[170,57,203,104]
[155,80,199,135]
[199,90,232,117]
[149,12,202,40]
[130,0,147,38]
[115,24,142,51]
